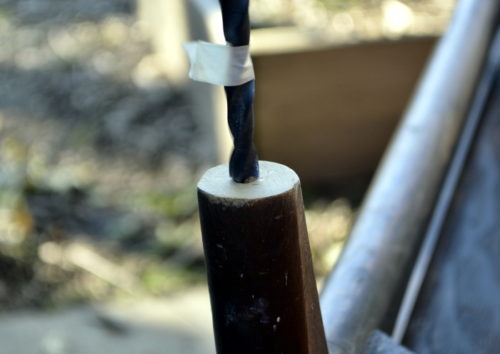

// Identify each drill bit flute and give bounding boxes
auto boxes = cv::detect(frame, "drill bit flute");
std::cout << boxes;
[219,0,259,183]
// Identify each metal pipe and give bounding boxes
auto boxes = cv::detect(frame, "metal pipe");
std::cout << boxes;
[319,1,500,353]
[391,28,500,344]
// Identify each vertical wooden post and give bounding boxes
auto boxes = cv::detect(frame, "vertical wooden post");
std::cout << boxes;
[197,161,328,354]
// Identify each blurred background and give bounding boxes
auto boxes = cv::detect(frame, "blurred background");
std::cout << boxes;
[0,0,453,353]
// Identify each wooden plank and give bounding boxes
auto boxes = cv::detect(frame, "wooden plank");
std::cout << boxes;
[253,37,436,184]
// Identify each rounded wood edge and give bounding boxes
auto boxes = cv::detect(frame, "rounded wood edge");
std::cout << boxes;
[198,161,300,205]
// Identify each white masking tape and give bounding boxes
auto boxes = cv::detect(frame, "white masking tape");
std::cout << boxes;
[183,41,255,86]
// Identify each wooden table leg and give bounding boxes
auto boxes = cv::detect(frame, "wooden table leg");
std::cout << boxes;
[198,161,328,354]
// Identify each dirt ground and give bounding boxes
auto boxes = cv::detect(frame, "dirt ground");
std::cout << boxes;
[0,287,215,354]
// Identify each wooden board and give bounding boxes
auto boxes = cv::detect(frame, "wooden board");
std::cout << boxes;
[253,37,436,185]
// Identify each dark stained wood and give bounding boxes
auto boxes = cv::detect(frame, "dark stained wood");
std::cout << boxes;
[197,162,327,354]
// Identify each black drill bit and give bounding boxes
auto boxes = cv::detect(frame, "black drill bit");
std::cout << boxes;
[219,0,259,183]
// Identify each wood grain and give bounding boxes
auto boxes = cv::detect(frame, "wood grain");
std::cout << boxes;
[198,162,327,354]
[253,37,436,184]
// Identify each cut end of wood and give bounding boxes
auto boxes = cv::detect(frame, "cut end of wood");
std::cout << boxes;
[198,161,299,201]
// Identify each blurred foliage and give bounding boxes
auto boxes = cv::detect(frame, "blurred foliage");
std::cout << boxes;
[0,129,355,310]
[144,186,198,220]
[0,0,363,313]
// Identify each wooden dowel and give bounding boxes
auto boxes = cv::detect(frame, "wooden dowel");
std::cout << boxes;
[198,161,327,354]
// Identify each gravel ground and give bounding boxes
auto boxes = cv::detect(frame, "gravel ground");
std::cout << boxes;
[0,286,215,354]
[0,0,204,192]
